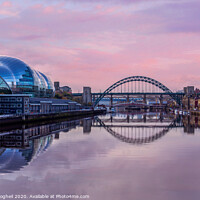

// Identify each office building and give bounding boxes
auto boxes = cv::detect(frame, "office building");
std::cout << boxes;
[0,94,81,115]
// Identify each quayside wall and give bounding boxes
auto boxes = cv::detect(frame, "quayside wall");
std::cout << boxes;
[0,109,106,125]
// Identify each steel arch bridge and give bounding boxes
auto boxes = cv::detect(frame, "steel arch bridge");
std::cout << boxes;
[94,76,174,107]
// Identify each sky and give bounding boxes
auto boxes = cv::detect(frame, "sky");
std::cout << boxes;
[0,0,200,92]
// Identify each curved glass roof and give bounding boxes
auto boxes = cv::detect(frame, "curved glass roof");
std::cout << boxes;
[39,72,54,90]
[0,76,11,94]
[0,56,54,97]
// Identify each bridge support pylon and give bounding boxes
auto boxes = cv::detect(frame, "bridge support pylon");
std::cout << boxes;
[127,115,130,123]
[143,94,147,104]
[159,94,163,105]
[143,114,146,123]
[160,112,163,122]
[110,94,113,108]
[127,94,130,103]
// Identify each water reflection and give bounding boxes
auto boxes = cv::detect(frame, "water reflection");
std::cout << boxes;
[0,113,200,175]
[182,115,200,134]
[0,120,80,173]
[94,113,183,144]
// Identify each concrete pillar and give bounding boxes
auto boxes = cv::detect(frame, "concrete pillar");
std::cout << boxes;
[127,95,130,103]
[110,94,113,108]
[143,114,146,123]
[83,87,92,105]
[160,112,163,122]
[159,94,163,105]
[127,115,130,123]
[83,118,92,134]
[143,94,146,104]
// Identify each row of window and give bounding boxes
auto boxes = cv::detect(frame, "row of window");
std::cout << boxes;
[0,97,23,102]
[0,141,23,147]
[0,135,22,140]
[0,101,80,114]
[0,109,22,114]
[0,103,22,108]
[29,105,71,113]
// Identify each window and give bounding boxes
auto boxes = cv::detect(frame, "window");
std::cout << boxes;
[16,109,22,114]
[17,97,22,102]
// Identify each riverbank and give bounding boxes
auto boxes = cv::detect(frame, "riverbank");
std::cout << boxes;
[0,109,106,125]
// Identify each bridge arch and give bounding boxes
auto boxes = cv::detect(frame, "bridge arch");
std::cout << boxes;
[94,76,173,107]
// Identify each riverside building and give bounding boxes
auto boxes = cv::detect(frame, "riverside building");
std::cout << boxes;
[0,56,82,115]
[0,94,81,115]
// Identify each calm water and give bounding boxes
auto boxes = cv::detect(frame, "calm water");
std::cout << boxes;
[0,113,200,200]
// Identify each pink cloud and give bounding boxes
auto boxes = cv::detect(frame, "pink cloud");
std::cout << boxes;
[2,1,12,7]
[0,1,200,92]
[43,6,55,14]
[95,5,103,10]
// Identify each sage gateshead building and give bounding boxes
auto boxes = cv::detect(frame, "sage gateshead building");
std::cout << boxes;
[0,56,54,97]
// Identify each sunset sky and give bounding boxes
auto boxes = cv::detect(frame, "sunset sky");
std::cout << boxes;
[0,0,200,92]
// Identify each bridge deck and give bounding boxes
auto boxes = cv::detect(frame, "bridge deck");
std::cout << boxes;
[73,92,185,96]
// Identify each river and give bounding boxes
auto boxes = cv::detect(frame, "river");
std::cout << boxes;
[0,112,200,200]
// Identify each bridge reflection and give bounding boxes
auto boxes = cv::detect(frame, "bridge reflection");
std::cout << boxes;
[93,113,183,144]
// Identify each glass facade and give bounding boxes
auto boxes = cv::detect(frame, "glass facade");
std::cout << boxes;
[0,76,11,94]
[0,56,54,97]
[0,134,53,173]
